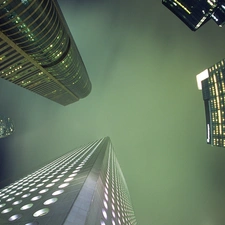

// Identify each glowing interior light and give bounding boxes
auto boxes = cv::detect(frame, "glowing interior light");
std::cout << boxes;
[103,200,108,209]
[104,193,108,201]
[12,200,22,205]
[58,183,69,188]
[33,208,49,217]
[102,209,107,219]
[196,69,209,90]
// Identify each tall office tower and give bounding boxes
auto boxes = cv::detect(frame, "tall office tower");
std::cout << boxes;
[196,59,225,147]
[0,0,91,106]
[0,137,137,225]
[0,116,14,139]
[162,0,225,31]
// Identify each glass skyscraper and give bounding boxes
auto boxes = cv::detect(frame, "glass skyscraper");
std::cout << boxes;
[0,137,137,224]
[196,59,225,147]
[162,0,225,31]
[0,0,91,105]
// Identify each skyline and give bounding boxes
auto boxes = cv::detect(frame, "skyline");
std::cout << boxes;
[1,0,225,224]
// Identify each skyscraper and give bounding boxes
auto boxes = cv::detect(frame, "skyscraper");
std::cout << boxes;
[0,0,91,106]
[0,137,137,224]
[196,59,225,147]
[162,0,225,31]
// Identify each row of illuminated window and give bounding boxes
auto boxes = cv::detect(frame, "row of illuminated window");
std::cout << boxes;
[212,138,225,147]
[209,60,225,72]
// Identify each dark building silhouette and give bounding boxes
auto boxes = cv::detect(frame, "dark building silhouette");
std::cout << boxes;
[0,0,91,105]
[0,137,137,224]
[162,0,225,31]
[0,116,14,139]
[196,59,225,147]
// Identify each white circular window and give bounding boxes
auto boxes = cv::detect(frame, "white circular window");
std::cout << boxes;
[12,200,22,205]
[15,192,22,196]
[57,175,64,178]
[102,209,107,219]
[22,193,31,198]
[6,197,15,202]
[8,214,22,221]
[43,198,58,205]
[39,189,49,194]
[52,190,64,196]
[9,190,16,195]
[25,222,39,225]
[42,179,49,183]
[64,177,74,182]
[30,188,38,192]
[0,203,6,208]
[52,179,60,183]
[68,174,76,177]
[22,187,29,191]
[100,220,106,225]
[1,208,13,214]
[2,194,9,199]
[33,208,49,217]
[45,183,55,188]
[103,200,108,209]
[58,183,69,188]
[31,195,42,201]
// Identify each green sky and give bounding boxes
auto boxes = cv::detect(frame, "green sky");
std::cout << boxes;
[1,0,225,224]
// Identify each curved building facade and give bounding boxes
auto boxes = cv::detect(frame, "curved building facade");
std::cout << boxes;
[0,0,91,105]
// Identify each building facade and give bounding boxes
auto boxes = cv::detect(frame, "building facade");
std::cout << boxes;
[162,0,225,31]
[0,137,137,224]
[196,59,225,147]
[0,0,91,105]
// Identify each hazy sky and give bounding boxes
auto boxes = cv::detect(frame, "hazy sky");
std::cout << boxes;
[1,0,225,224]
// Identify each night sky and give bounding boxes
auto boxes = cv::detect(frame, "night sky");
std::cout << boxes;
[1,0,225,224]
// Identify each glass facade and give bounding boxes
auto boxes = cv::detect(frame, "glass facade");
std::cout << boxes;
[197,59,225,147]
[0,137,137,224]
[162,0,225,31]
[0,0,91,105]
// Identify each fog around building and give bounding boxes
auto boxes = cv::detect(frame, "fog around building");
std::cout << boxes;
[1,0,225,224]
